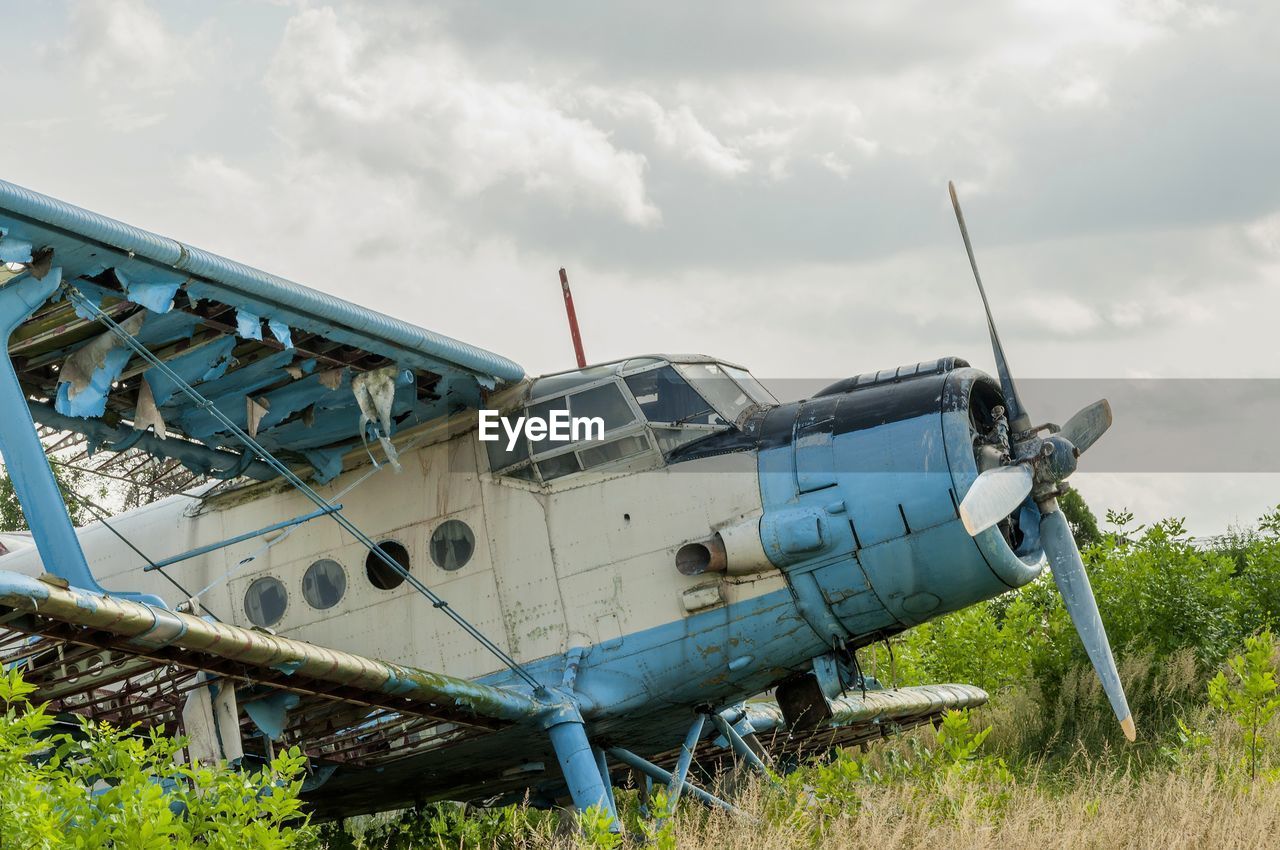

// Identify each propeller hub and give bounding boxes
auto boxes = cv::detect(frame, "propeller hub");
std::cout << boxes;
[1038,434,1078,484]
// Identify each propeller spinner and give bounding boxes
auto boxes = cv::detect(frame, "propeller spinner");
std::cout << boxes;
[947,182,1135,742]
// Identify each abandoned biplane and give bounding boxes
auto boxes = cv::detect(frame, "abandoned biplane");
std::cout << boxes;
[0,178,1130,821]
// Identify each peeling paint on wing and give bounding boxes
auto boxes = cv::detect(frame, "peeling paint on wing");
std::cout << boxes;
[117,269,180,314]
[136,310,200,347]
[236,308,263,341]
[245,691,301,740]
[318,368,344,390]
[173,350,306,438]
[268,318,293,349]
[303,448,345,483]
[353,365,403,470]
[0,229,32,263]
[143,335,236,406]
[257,370,345,432]
[68,286,105,320]
[246,397,269,438]
[272,658,304,675]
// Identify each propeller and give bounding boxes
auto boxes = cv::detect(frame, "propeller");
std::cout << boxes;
[959,464,1032,536]
[1060,398,1113,455]
[1041,508,1136,741]
[948,181,1134,742]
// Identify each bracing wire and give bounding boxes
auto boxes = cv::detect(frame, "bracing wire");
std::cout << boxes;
[66,286,540,691]
[62,488,222,621]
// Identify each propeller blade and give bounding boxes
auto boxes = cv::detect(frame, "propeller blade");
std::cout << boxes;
[948,181,1029,429]
[1040,507,1135,741]
[958,464,1034,536]
[1059,399,1113,455]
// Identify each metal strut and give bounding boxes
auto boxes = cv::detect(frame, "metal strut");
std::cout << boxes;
[668,713,706,810]
[606,747,740,814]
[710,712,772,776]
[0,271,162,607]
[64,286,541,691]
[143,505,342,572]
[545,714,619,827]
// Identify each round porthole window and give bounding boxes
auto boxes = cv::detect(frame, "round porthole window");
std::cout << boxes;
[366,540,410,590]
[302,558,346,610]
[244,576,287,628]
[430,520,475,571]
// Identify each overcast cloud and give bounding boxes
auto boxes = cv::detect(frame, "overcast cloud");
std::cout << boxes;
[2,0,1277,534]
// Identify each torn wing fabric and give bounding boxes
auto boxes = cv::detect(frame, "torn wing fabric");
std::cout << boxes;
[246,397,270,438]
[235,308,263,341]
[117,269,181,314]
[55,313,146,418]
[352,366,401,471]
[267,318,293,349]
[133,378,167,439]
[318,368,344,390]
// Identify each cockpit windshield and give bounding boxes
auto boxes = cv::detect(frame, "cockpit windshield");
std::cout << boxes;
[490,357,775,483]
[624,366,726,427]
[673,363,754,424]
[722,365,775,405]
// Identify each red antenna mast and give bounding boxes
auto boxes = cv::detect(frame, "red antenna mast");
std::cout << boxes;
[558,267,587,368]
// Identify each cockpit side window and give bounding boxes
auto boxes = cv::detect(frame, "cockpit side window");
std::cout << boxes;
[485,425,530,475]
[489,379,650,481]
[526,395,572,449]
[568,383,633,431]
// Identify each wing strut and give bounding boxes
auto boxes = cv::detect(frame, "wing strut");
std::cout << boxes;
[0,271,163,607]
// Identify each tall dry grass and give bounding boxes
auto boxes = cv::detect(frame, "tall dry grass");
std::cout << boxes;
[328,649,1280,849]
[635,768,1280,850]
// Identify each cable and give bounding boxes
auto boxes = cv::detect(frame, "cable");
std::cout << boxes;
[62,488,222,621]
[193,458,385,599]
[67,287,539,690]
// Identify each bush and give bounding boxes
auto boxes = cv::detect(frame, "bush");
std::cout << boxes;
[0,667,314,849]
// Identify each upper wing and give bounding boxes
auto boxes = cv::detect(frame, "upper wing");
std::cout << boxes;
[0,178,523,484]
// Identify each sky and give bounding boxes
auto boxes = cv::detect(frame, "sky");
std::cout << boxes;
[1,0,1277,534]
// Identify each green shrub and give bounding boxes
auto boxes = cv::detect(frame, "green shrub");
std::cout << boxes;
[1208,629,1280,782]
[0,667,313,849]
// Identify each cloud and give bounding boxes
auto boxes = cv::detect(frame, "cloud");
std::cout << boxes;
[264,7,661,227]
[1245,212,1280,257]
[66,0,196,93]
[3,0,1277,534]
[583,90,750,178]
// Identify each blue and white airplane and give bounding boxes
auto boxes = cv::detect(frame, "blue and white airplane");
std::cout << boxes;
[0,179,1128,820]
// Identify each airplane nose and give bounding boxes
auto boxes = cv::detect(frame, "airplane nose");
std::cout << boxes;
[753,361,1046,640]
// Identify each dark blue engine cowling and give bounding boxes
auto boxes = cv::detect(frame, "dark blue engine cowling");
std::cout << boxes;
[747,363,1046,646]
